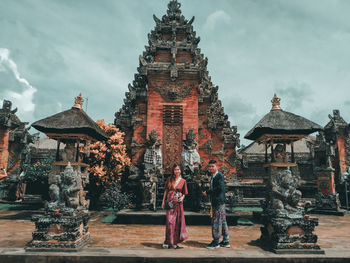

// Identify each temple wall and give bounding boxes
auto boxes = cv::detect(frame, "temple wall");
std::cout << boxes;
[146,80,199,144]
[336,137,347,174]
[0,128,10,176]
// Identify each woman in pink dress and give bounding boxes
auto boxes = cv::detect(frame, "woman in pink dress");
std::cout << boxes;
[161,164,188,249]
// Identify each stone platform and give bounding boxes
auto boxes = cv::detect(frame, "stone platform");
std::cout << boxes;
[113,209,240,225]
[0,206,349,262]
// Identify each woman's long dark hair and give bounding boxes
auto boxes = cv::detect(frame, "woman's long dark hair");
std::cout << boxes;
[166,163,181,190]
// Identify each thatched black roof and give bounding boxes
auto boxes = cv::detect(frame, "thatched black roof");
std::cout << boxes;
[32,95,108,141]
[245,95,323,141]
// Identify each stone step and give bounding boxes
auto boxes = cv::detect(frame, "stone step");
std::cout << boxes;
[112,209,239,225]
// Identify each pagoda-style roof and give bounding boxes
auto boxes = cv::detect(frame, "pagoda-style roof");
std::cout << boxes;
[32,94,108,141]
[245,94,322,141]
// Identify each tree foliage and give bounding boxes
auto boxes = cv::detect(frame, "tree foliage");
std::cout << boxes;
[21,156,54,184]
[89,120,130,186]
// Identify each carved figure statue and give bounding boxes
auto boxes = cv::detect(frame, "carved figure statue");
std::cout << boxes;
[314,131,333,168]
[143,129,162,210]
[274,144,288,163]
[144,129,162,171]
[47,163,89,214]
[181,129,200,181]
[62,165,82,209]
[267,168,302,217]
[47,174,62,210]
[61,141,76,162]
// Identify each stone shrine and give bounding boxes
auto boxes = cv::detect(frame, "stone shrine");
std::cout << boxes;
[324,110,350,207]
[26,94,108,251]
[245,94,324,254]
[312,131,345,215]
[0,100,36,200]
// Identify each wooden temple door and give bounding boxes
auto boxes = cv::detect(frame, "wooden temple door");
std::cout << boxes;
[162,105,183,174]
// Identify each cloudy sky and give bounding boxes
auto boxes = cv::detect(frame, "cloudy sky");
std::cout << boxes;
[1,0,350,145]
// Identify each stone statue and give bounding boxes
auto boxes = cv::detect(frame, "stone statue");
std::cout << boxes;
[273,144,288,163]
[144,129,162,172]
[143,129,163,210]
[47,173,62,210]
[314,131,333,168]
[61,141,76,162]
[181,129,201,181]
[46,163,89,214]
[62,164,82,209]
[266,168,302,217]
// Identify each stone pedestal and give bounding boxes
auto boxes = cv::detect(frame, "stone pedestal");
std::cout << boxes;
[26,163,91,252]
[26,210,90,252]
[260,216,323,254]
[312,168,345,216]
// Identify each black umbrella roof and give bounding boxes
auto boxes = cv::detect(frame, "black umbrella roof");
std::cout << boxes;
[32,94,108,141]
[245,94,323,141]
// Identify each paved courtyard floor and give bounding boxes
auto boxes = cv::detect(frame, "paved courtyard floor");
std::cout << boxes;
[0,206,349,262]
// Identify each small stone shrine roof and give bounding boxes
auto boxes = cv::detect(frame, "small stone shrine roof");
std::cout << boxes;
[245,94,323,141]
[32,94,108,141]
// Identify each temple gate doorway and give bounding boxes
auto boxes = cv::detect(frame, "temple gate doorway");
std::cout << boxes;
[162,105,183,174]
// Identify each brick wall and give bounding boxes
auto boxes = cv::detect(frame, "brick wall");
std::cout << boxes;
[146,79,199,141]
[0,128,10,177]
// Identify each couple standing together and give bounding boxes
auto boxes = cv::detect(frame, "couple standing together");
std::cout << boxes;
[161,160,230,249]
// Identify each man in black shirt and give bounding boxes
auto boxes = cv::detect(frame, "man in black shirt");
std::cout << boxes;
[203,160,230,249]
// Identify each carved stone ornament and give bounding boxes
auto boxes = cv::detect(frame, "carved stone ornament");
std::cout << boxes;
[150,81,195,102]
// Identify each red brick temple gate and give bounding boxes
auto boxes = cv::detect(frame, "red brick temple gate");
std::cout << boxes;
[115,1,240,182]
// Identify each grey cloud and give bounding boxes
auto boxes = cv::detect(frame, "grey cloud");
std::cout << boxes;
[275,82,313,111]
[0,0,349,139]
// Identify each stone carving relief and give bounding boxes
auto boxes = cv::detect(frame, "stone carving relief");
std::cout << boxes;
[150,81,195,102]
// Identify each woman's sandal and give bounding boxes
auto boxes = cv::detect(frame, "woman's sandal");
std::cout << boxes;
[162,244,169,249]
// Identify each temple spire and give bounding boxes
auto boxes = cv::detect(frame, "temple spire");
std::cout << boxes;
[271,94,282,111]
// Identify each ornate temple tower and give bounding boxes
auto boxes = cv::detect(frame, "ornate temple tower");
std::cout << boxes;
[115,0,239,178]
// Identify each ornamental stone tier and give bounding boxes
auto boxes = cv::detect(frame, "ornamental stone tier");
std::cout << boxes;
[26,94,108,252]
[245,94,324,254]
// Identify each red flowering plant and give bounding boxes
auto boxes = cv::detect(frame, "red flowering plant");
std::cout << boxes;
[88,120,131,210]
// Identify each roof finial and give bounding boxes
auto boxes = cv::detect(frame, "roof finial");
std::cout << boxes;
[271,94,282,111]
[72,93,83,109]
[167,0,181,17]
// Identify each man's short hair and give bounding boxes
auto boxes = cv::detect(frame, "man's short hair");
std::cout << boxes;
[208,160,217,164]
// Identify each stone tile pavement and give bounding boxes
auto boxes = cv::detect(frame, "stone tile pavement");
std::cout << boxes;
[0,207,349,262]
